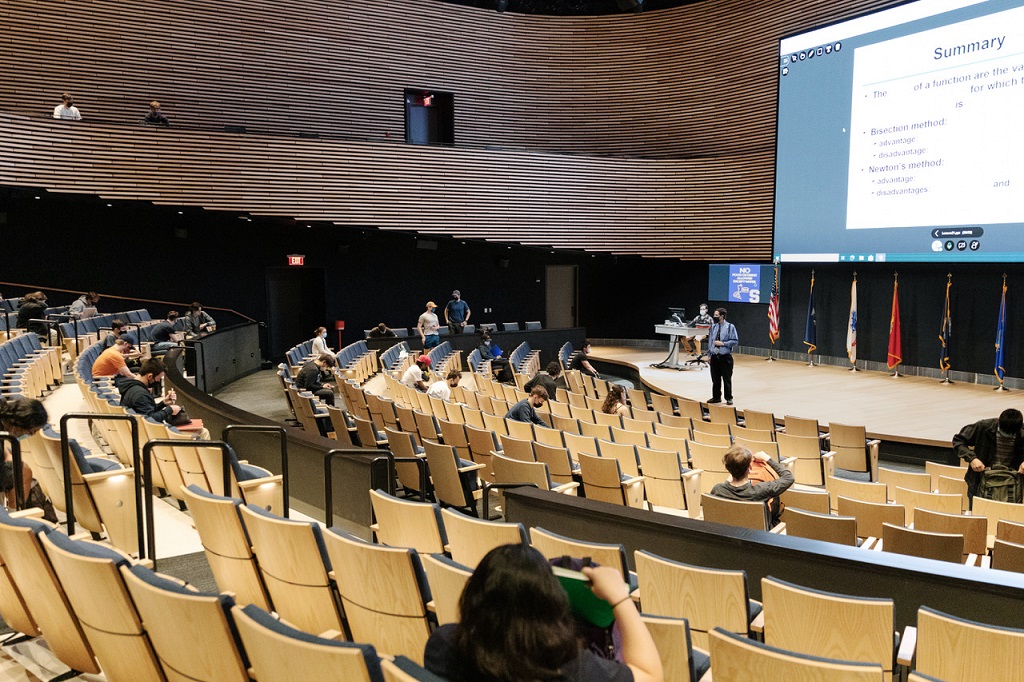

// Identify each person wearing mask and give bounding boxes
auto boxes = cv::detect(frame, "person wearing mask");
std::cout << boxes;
[0,397,45,511]
[570,340,599,379]
[445,290,471,335]
[53,93,82,120]
[418,302,441,350]
[310,326,336,359]
[91,338,137,380]
[427,370,462,400]
[101,319,127,349]
[401,355,432,392]
[707,307,738,405]
[424,543,662,682]
[69,291,100,318]
[182,302,216,336]
[683,303,713,359]
[478,331,511,383]
[505,386,549,426]
[16,292,53,342]
[116,358,211,439]
[295,354,337,406]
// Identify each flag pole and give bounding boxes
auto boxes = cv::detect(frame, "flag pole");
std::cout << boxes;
[889,272,902,378]
[940,273,954,385]
[849,271,859,372]
[806,269,816,367]
[995,273,1009,392]
[767,258,779,362]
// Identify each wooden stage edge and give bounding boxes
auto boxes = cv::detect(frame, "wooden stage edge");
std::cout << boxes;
[592,345,1018,450]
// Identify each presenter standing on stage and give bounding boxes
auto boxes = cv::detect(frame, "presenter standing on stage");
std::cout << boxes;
[708,307,738,405]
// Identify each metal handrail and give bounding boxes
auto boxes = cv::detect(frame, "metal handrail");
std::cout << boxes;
[59,412,145,555]
[222,425,289,518]
[0,433,25,510]
[323,448,395,527]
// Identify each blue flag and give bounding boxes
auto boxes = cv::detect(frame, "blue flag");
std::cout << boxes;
[803,275,817,354]
[995,281,1007,383]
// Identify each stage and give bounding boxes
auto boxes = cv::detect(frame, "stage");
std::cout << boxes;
[592,346,1016,449]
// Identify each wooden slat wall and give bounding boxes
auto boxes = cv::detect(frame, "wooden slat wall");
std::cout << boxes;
[0,0,900,258]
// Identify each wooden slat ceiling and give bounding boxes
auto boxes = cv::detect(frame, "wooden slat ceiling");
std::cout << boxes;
[0,0,899,258]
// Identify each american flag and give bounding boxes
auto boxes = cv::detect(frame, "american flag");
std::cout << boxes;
[767,262,780,343]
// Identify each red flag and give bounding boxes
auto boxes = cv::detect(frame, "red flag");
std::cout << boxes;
[768,262,780,343]
[887,277,902,370]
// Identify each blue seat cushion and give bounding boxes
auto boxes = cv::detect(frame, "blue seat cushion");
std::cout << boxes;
[85,457,121,473]
[0,506,53,535]
[390,655,448,681]
[45,530,130,567]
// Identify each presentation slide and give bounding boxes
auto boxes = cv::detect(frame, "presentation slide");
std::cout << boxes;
[708,264,768,303]
[774,0,1024,263]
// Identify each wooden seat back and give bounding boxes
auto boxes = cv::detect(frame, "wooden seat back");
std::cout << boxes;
[780,488,830,515]
[637,446,692,513]
[761,576,895,676]
[892,487,962,526]
[324,529,431,663]
[777,432,831,486]
[700,493,770,531]
[992,539,1024,573]
[878,468,932,502]
[709,627,884,681]
[577,452,628,506]
[635,549,753,650]
[370,489,447,555]
[836,496,905,540]
[441,508,527,569]
[422,554,472,626]
[529,527,631,581]
[914,507,987,557]
[916,606,1024,681]
[498,433,535,462]
[533,442,576,486]
[826,476,887,513]
[783,507,858,546]
[881,523,963,564]
[828,422,878,479]
[181,485,271,610]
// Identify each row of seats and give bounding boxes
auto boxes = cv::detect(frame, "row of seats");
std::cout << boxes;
[0,504,435,682]
[0,332,62,399]
[363,321,543,339]
[367,487,1024,681]
[285,337,379,383]
[58,308,153,359]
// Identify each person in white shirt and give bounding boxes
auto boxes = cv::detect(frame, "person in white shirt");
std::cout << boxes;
[401,355,432,392]
[311,326,336,358]
[53,93,82,120]
[427,370,462,400]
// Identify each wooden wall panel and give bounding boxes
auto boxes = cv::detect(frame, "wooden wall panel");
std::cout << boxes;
[0,0,901,257]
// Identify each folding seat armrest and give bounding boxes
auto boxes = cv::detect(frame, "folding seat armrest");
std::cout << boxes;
[822,451,836,479]
[896,625,917,667]
[83,468,134,483]
[749,609,765,633]
[10,508,45,520]
[622,475,645,486]
[769,522,787,534]
[551,482,580,494]
[317,629,346,642]
[779,456,797,471]
[457,462,486,473]
[238,474,283,495]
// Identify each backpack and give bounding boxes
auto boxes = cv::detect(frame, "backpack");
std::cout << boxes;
[978,465,1023,503]
[748,458,785,518]
[548,556,623,662]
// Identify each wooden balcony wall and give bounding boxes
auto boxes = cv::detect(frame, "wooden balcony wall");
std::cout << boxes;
[0,0,899,259]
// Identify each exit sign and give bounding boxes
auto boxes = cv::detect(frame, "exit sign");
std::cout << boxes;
[287,254,305,266]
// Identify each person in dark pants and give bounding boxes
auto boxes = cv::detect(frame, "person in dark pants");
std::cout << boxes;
[953,408,1024,502]
[295,354,337,406]
[707,307,738,405]
[445,290,471,335]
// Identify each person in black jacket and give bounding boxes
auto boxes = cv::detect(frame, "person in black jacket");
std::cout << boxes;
[295,354,337,406]
[16,291,50,340]
[953,408,1024,502]
[116,358,211,438]
[524,362,564,400]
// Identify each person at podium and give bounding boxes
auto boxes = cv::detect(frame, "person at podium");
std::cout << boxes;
[681,303,713,358]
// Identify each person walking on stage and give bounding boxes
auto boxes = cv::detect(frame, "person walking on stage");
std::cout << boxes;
[707,307,738,405]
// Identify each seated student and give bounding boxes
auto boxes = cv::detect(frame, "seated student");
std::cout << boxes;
[16,291,51,341]
[91,338,137,380]
[101,319,127,349]
[181,302,216,335]
[570,340,600,379]
[682,303,713,357]
[601,384,630,417]
[69,291,100,318]
[368,322,396,338]
[310,326,336,359]
[478,331,512,382]
[0,397,46,513]
[427,370,462,401]
[524,362,565,399]
[710,444,794,528]
[53,92,82,120]
[505,386,549,426]
[295,354,337,406]
[150,311,184,353]
[116,358,210,439]
[424,543,662,682]
[401,355,432,393]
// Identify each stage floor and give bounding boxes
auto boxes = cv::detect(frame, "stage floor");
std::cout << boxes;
[594,346,1015,448]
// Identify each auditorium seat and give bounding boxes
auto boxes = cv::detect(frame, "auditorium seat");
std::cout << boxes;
[637,446,701,517]
[828,422,880,481]
[369,488,447,555]
[878,467,932,502]
[324,528,433,664]
[423,441,484,517]
[709,627,884,680]
[782,507,859,546]
[232,603,385,681]
[912,606,1024,681]
[421,554,472,627]
[914,508,987,563]
[120,564,249,681]
[529,527,634,588]
[701,494,784,534]
[879,523,964,564]
[837,496,906,542]
[440,508,527,569]
[181,485,272,610]
[576,452,645,508]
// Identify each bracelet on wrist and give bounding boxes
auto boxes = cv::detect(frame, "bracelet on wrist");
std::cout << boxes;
[611,595,632,609]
